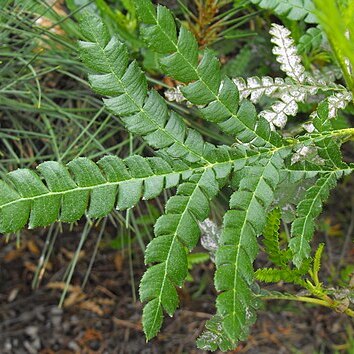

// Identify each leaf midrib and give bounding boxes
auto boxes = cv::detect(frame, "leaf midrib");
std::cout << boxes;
[3,131,350,211]
[0,157,236,210]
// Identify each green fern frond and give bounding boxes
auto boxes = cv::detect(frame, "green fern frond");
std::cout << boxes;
[283,160,354,177]
[0,142,262,235]
[250,0,318,23]
[78,14,210,164]
[290,172,338,268]
[1,7,353,352]
[224,46,252,77]
[315,139,348,170]
[298,27,323,54]
[139,169,219,339]
[213,152,285,343]
[135,0,281,148]
[312,243,325,279]
[263,208,291,267]
[255,268,306,286]
[0,155,195,234]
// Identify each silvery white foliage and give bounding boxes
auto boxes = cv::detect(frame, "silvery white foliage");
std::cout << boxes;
[261,79,350,129]
[327,91,353,118]
[260,103,292,129]
[309,90,352,127]
[233,25,313,129]
[165,22,352,134]
[233,76,289,103]
[291,145,325,165]
[164,85,201,107]
[269,23,306,83]
[233,76,330,105]
[199,218,221,261]
[233,68,345,109]
[302,122,316,133]
[233,23,352,131]
[311,66,343,85]
[165,85,185,103]
[259,89,306,129]
[233,77,309,129]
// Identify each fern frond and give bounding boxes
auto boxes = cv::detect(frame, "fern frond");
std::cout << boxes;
[233,76,344,105]
[311,66,344,85]
[315,138,348,170]
[233,24,350,130]
[213,152,285,344]
[312,243,325,279]
[269,23,306,83]
[196,315,234,352]
[298,27,323,54]
[233,76,320,130]
[255,268,306,286]
[263,208,290,267]
[1,138,266,234]
[307,91,352,133]
[1,138,294,235]
[250,0,318,24]
[283,162,354,177]
[237,79,305,130]
[260,92,302,129]
[224,46,252,77]
[135,0,281,148]
[326,91,353,118]
[233,76,291,103]
[78,14,210,164]
[0,156,196,234]
[140,169,219,339]
[290,172,338,268]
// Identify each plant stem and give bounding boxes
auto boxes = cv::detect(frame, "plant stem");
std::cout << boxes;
[262,294,354,317]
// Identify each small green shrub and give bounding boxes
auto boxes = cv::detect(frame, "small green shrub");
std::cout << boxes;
[0,0,353,351]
